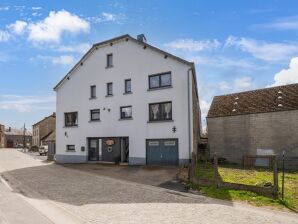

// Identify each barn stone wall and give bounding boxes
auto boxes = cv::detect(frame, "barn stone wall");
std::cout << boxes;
[207,110,298,167]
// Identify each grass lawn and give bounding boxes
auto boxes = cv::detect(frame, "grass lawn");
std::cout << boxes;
[193,162,298,212]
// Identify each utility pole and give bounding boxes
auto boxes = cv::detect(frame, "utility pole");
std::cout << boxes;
[23,123,26,152]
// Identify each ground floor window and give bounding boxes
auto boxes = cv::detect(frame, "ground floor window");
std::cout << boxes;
[66,145,75,151]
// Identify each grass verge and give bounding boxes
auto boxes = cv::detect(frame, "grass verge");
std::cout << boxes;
[190,163,298,212]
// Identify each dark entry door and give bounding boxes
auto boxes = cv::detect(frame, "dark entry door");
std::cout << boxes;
[88,138,99,161]
[102,137,121,163]
[146,139,178,166]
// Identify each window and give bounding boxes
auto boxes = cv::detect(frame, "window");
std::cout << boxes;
[149,72,171,89]
[90,109,100,121]
[124,79,131,93]
[107,53,113,67]
[120,106,132,119]
[90,85,96,98]
[64,112,78,126]
[107,82,113,96]
[149,102,172,121]
[67,145,75,151]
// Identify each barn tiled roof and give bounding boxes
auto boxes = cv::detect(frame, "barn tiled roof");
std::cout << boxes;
[4,128,32,136]
[207,83,298,118]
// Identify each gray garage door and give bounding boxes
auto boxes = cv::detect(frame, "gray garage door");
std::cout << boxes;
[146,139,178,166]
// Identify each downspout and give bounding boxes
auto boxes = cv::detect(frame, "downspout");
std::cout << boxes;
[187,68,192,163]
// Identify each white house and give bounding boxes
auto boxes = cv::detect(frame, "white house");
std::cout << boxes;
[54,34,201,166]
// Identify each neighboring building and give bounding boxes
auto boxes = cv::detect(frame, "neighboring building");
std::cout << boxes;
[42,130,56,160]
[207,83,298,167]
[5,127,32,148]
[54,34,201,165]
[32,113,56,147]
[0,124,5,148]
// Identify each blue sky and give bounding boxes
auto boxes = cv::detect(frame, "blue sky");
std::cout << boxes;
[1,0,298,130]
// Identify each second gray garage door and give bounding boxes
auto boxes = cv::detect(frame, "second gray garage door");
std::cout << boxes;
[146,139,178,166]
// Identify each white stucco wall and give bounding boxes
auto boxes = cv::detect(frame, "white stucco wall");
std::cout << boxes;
[55,38,196,164]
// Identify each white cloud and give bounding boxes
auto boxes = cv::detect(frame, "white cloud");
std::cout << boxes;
[200,99,211,132]
[32,7,42,10]
[31,55,75,65]
[233,76,254,92]
[52,55,74,65]
[165,38,220,52]
[225,36,298,62]
[32,12,42,17]
[0,30,10,42]
[0,95,55,112]
[219,81,230,92]
[54,43,91,54]
[87,12,126,24]
[270,57,298,87]
[102,12,116,21]
[27,10,90,43]
[7,20,27,35]
[191,55,261,69]
[260,16,298,30]
[0,6,9,11]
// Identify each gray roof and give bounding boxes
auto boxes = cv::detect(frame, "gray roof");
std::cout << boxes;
[41,130,55,142]
[53,34,195,91]
[5,128,32,136]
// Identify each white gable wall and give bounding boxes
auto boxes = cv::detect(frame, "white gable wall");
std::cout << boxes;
[56,38,195,164]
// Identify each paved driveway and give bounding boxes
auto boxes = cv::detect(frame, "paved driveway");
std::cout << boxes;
[0,148,297,224]
[63,163,187,192]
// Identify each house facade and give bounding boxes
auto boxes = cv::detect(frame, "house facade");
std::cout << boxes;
[4,127,32,148]
[207,83,298,168]
[0,124,5,148]
[32,113,56,147]
[54,34,201,165]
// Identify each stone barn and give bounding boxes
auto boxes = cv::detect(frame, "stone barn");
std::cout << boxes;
[207,83,298,168]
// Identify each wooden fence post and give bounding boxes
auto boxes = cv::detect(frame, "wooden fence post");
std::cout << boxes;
[273,156,278,198]
[214,152,219,187]
[189,152,196,182]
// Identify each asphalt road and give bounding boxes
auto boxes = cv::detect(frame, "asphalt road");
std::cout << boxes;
[0,148,297,224]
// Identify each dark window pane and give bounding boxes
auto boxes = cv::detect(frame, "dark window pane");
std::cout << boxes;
[149,104,160,120]
[107,54,113,67]
[107,83,113,95]
[161,102,172,120]
[125,79,131,93]
[91,85,96,98]
[91,109,100,121]
[149,76,160,89]
[161,73,171,86]
[67,145,75,151]
[121,106,132,118]
[65,112,78,126]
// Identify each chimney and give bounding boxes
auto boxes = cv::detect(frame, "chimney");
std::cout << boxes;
[137,34,147,43]
[8,127,11,132]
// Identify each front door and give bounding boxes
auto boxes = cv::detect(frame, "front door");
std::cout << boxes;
[88,138,100,161]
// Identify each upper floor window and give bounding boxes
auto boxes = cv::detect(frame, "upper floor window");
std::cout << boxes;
[90,109,100,121]
[124,79,131,93]
[107,82,113,96]
[149,72,171,89]
[90,85,96,99]
[65,112,78,127]
[149,102,172,121]
[120,106,132,119]
[107,53,113,68]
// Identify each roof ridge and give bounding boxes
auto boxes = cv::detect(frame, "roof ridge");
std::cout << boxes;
[214,82,298,98]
